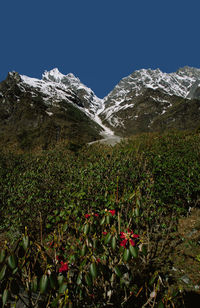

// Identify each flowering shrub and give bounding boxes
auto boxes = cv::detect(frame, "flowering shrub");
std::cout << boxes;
[0,205,181,307]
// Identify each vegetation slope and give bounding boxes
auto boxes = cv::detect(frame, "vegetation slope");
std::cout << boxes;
[0,130,200,307]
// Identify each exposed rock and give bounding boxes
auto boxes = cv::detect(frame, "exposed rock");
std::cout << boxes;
[0,71,102,150]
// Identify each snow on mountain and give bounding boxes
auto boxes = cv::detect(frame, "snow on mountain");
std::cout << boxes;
[20,68,101,113]
[9,66,200,139]
[20,68,114,136]
[103,67,199,104]
[100,66,200,128]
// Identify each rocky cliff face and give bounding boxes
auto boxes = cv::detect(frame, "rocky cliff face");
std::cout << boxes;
[100,66,200,135]
[0,70,103,150]
[0,66,200,150]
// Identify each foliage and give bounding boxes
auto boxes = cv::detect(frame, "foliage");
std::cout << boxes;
[0,208,181,307]
[1,130,200,306]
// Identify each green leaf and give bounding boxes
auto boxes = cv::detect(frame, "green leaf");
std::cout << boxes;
[84,224,90,235]
[0,249,6,264]
[7,254,18,270]
[58,274,65,286]
[59,282,68,294]
[0,264,7,281]
[12,267,19,275]
[49,273,58,289]
[104,233,112,244]
[39,274,49,294]
[31,276,38,292]
[85,273,92,286]
[106,215,110,224]
[63,223,68,232]
[54,209,59,216]
[90,263,98,279]
[123,249,130,262]
[60,210,66,218]
[76,272,82,285]
[135,207,140,217]
[93,239,98,249]
[2,289,9,307]
[111,236,117,251]
[100,217,105,225]
[22,235,29,251]
[136,198,140,208]
[114,266,122,278]
[129,245,138,258]
[80,244,86,256]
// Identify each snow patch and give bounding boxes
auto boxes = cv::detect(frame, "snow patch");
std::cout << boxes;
[21,69,115,138]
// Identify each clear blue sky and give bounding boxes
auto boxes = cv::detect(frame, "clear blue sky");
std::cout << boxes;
[0,0,200,98]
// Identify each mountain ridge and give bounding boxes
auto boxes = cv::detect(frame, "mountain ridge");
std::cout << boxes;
[0,66,200,150]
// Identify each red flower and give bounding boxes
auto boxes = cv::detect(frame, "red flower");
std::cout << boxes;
[120,239,127,247]
[120,230,139,247]
[129,239,135,246]
[59,261,68,273]
[120,232,127,239]
[85,213,99,218]
[102,231,108,235]
[109,210,115,216]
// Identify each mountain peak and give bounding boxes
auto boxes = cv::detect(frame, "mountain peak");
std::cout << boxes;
[42,68,83,87]
[42,68,66,83]
[176,66,200,79]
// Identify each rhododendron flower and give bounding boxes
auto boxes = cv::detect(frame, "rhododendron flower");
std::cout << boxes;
[59,261,68,273]
[129,239,135,246]
[120,239,127,247]
[109,210,115,216]
[120,229,139,247]
[85,213,99,218]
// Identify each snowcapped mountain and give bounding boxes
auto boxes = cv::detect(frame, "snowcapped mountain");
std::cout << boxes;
[0,69,104,149]
[20,68,102,116]
[100,66,200,135]
[0,66,200,150]
[20,68,114,136]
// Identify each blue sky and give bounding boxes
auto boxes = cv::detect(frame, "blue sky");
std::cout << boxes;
[0,0,200,98]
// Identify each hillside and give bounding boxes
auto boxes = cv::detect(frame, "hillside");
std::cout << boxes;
[0,66,200,150]
[0,71,102,150]
[1,131,200,307]
[100,66,200,135]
